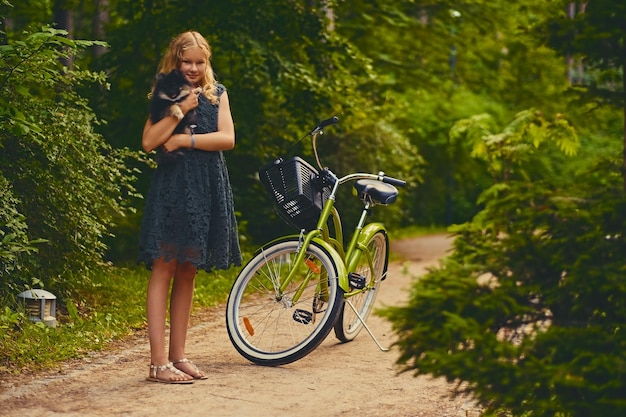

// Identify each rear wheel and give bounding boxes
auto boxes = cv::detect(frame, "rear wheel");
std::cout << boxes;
[226,239,343,366]
[334,230,388,342]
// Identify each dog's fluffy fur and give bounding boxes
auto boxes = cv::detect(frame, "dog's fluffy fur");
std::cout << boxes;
[149,69,200,134]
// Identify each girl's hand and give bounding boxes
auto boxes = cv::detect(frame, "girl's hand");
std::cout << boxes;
[161,133,189,153]
[178,89,200,115]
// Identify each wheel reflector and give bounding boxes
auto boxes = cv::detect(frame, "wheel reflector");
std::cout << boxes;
[243,316,254,336]
[305,258,320,274]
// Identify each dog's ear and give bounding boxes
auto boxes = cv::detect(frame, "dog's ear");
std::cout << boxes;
[156,72,166,82]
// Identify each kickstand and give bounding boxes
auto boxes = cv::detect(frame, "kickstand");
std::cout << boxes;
[345,300,389,352]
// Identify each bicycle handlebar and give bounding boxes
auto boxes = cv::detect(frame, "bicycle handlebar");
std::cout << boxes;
[381,175,406,187]
[310,116,339,135]
[336,172,407,188]
[319,116,339,129]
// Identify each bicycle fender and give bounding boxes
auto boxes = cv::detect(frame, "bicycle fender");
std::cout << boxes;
[311,237,349,292]
[350,223,389,277]
[255,234,349,293]
[252,234,301,253]
[360,223,387,243]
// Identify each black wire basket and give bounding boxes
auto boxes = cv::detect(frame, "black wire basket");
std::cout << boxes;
[259,157,331,231]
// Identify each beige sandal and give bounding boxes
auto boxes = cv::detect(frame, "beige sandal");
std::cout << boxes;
[147,362,194,384]
[172,358,208,380]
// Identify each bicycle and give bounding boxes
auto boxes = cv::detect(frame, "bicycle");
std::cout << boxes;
[226,116,406,366]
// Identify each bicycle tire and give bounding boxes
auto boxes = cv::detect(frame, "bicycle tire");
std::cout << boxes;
[226,239,344,366]
[334,230,388,342]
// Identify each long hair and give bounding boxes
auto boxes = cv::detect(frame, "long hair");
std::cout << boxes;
[153,31,219,104]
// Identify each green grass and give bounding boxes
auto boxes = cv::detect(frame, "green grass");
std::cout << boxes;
[389,225,449,241]
[0,264,242,375]
[194,267,242,308]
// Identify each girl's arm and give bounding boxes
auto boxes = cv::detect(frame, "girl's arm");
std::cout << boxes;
[161,90,236,153]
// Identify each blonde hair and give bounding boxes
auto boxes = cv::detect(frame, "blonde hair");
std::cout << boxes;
[155,31,219,104]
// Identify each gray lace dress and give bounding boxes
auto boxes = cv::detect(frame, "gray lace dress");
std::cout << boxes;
[138,84,242,272]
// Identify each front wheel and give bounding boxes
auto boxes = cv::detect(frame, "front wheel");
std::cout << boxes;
[226,239,344,366]
[334,230,388,342]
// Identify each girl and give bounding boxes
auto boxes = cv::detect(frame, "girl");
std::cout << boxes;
[138,31,242,384]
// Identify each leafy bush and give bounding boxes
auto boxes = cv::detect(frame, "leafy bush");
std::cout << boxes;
[381,110,626,416]
[0,175,46,295]
[0,26,144,298]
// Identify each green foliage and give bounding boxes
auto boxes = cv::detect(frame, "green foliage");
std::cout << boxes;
[396,86,505,226]
[542,0,625,107]
[450,109,579,182]
[0,26,144,297]
[382,110,626,416]
[0,0,52,36]
[0,176,46,293]
[334,0,575,229]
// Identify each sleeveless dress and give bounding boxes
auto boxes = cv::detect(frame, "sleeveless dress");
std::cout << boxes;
[138,84,242,272]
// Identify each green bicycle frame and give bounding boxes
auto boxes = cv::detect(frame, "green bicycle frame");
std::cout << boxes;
[255,173,388,304]
[323,188,388,297]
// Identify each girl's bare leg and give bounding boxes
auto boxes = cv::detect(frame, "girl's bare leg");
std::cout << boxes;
[169,262,205,378]
[146,258,192,382]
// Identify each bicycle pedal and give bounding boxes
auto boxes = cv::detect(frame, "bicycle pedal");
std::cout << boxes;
[293,309,313,325]
[348,272,367,289]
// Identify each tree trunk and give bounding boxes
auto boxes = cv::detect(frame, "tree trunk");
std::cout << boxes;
[622,37,626,191]
[53,4,74,69]
[0,16,6,45]
[92,0,109,58]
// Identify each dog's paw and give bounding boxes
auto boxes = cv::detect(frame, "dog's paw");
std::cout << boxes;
[169,104,184,121]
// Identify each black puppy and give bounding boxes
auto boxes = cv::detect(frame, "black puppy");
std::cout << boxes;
[149,69,201,163]
[149,69,200,134]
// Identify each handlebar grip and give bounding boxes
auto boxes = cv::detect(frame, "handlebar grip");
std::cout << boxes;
[382,176,407,187]
[318,116,339,129]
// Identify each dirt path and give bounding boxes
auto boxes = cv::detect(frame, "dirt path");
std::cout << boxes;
[0,234,479,417]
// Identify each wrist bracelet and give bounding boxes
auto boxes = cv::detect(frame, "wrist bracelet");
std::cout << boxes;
[191,133,195,149]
